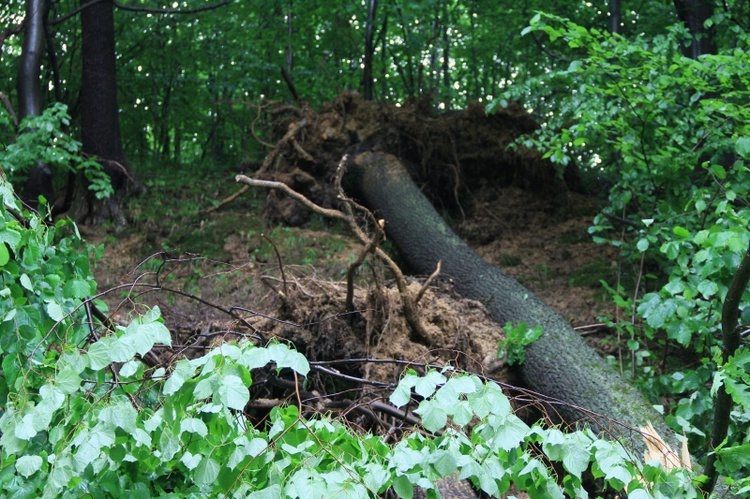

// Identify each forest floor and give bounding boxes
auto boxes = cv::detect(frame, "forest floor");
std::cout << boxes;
[84,162,622,389]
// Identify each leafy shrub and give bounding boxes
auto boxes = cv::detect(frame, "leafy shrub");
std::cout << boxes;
[0,103,112,201]
[497,322,544,366]
[489,12,750,487]
[0,173,706,497]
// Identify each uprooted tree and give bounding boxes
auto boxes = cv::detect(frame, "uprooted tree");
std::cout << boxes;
[231,92,737,496]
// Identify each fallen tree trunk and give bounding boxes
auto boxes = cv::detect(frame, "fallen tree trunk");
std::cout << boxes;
[346,150,671,454]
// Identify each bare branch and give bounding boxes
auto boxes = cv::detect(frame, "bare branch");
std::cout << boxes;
[113,0,232,15]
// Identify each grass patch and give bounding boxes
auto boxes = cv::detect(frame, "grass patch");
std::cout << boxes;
[568,258,613,288]
[499,253,522,267]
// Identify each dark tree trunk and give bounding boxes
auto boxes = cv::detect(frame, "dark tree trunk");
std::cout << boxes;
[346,151,674,455]
[609,0,622,34]
[673,0,717,58]
[18,0,55,210]
[363,0,377,100]
[80,0,129,225]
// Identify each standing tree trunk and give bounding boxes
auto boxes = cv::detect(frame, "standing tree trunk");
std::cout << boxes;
[18,0,55,210]
[362,0,377,100]
[673,0,716,58]
[609,0,622,34]
[80,0,129,225]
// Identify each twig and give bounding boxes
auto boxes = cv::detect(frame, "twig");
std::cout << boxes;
[236,156,433,344]
[261,233,288,298]
[415,260,441,304]
[236,175,346,221]
[200,184,249,214]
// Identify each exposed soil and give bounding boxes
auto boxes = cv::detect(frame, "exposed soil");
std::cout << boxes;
[84,95,622,498]
[87,91,623,388]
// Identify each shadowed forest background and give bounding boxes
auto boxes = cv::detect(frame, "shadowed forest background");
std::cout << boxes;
[1,1,750,497]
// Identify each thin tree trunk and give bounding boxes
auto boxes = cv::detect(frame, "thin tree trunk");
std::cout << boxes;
[363,0,377,100]
[18,0,55,210]
[609,0,622,34]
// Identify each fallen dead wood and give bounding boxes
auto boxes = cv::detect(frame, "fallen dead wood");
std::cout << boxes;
[345,150,674,456]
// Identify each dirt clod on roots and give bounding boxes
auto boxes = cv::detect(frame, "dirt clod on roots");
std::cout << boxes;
[256,91,565,226]
[253,273,512,386]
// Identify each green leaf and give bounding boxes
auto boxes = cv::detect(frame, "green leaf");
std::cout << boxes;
[194,457,220,486]
[218,374,249,410]
[16,455,43,478]
[736,136,750,158]
[0,242,8,266]
[672,226,690,238]
[180,417,208,437]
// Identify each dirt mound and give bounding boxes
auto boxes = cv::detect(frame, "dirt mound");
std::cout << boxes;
[256,91,564,226]
[255,276,511,386]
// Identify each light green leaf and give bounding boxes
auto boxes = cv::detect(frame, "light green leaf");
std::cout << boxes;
[15,413,37,440]
[218,374,249,410]
[16,455,43,478]
[46,301,65,322]
[20,273,33,291]
[414,371,446,398]
[63,279,92,299]
[181,451,202,470]
[490,414,530,452]
[415,399,447,432]
[180,417,208,437]
[194,457,220,486]
[164,359,196,395]
[87,338,114,370]
[55,367,81,394]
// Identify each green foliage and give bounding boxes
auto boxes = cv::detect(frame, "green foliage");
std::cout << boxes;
[490,11,750,481]
[497,322,544,366]
[0,103,112,200]
[0,174,705,497]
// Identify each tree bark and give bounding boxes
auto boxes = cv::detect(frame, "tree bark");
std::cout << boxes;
[80,0,129,225]
[673,0,716,58]
[345,151,674,455]
[17,0,55,210]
